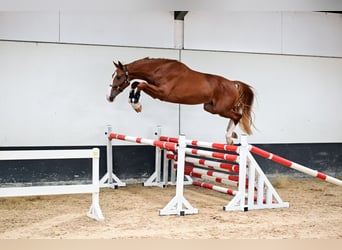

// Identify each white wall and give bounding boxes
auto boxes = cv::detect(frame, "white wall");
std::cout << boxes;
[1,11,341,146]
[0,12,60,42]
[1,11,341,56]
[180,50,342,143]
[184,12,282,54]
[282,12,342,57]
[59,11,174,48]
[184,12,342,57]
[0,41,179,146]
[0,11,175,48]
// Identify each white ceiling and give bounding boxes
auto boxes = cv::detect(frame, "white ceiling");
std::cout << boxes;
[0,0,341,11]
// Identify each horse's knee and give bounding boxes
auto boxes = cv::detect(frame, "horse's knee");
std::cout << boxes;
[136,82,147,92]
[203,102,215,114]
[131,81,140,89]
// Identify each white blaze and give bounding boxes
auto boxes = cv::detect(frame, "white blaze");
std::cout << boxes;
[106,86,113,102]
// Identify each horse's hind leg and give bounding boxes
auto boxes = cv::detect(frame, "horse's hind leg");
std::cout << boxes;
[204,102,241,144]
[224,109,242,144]
[226,119,239,145]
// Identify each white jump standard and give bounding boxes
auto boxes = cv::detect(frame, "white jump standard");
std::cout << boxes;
[105,125,341,214]
[101,125,126,189]
[160,134,289,211]
[0,148,104,222]
[107,131,198,216]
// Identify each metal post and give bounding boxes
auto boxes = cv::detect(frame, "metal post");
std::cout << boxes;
[224,134,248,211]
[159,134,198,216]
[87,148,104,221]
[100,125,126,188]
[175,134,186,208]
[155,126,162,183]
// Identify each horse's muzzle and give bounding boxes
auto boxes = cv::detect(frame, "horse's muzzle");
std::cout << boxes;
[106,85,116,102]
[106,94,115,102]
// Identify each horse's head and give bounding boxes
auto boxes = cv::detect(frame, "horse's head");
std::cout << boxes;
[106,61,130,102]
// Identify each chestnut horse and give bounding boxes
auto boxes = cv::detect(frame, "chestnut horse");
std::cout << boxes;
[106,57,254,144]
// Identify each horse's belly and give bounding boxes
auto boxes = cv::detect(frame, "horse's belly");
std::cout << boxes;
[163,94,210,105]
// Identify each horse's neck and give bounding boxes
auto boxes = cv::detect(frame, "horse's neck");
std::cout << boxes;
[128,59,173,83]
[128,64,152,80]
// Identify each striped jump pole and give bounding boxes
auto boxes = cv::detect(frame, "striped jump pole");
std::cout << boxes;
[192,180,237,196]
[109,132,198,216]
[192,181,271,204]
[249,145,342,186]
[161,134,342,186]
[185,148,239,163]
[161,134,288,210]
[160,136,239,153]
[183,165,240,186]
[166,153,240,173]
[109,133,177,151]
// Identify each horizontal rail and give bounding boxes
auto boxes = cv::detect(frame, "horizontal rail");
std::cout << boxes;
[160,136,239,153]
[249,145,342,186]
[109,133,177,151]
[185,148,239,163]
[0,149,97,160]
[166,153,240,173]
[192,181,271,204]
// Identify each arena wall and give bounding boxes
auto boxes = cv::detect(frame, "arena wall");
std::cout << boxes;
[0,11,341,184]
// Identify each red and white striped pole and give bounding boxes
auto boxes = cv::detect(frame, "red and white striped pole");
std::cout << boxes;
[108,133,177,151]
[185,148,239,163]
[184,165,240,186]
[166,153,240,173]
[160,136,239,153]
[249,145,342,186]
[192,181,271,204]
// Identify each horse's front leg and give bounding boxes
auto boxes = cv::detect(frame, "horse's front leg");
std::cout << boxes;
[136,81,165,97]
[130,81,164,112]
[128,81,143,112]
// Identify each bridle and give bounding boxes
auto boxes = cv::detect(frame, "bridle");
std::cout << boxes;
[110,66,130,93]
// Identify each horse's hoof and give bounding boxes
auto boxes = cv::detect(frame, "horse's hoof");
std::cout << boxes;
[225,137,234,145]
[232,132,238,139]
[130,103,142,112]
[134,103,142,112]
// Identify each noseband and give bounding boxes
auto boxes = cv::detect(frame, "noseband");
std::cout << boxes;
[110,66,130,93]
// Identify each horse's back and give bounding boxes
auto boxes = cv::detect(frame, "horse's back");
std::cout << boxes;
[153,59,241,105]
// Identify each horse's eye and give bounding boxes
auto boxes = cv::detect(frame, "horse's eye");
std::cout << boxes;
[116,75,121,80]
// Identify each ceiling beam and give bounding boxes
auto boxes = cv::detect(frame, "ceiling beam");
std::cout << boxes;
[174,11,188,20]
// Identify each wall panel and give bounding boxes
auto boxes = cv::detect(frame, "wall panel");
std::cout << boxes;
[180,50,342,143]
[184,12,282,54]
[184,11,342,57]
[59,11,174,48]
[0,11,59,42]
[0,41,179,146]
[282,12,342,57]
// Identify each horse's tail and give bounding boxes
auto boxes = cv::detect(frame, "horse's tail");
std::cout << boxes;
[237,82,254,135]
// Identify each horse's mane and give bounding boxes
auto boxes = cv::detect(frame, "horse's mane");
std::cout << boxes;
[131,57,179,66]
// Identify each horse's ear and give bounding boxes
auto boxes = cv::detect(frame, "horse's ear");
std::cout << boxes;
[113,61,119,68]
[118,61,124,70]
[113,61,124,70]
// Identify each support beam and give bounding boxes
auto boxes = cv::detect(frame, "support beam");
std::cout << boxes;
[174,11,188,20]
